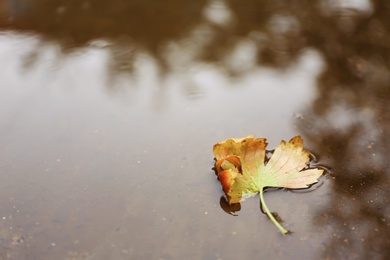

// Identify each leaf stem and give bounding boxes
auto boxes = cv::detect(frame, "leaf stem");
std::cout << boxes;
[259,188,289,234]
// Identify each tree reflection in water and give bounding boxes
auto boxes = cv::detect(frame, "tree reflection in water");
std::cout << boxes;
[0,0,390,258]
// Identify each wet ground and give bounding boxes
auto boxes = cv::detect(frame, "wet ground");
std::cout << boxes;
[1,0,390,259]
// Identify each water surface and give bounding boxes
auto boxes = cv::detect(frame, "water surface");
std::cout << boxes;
[1,1,389,259]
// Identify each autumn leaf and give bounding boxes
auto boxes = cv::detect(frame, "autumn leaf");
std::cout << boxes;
[213,135,324,234]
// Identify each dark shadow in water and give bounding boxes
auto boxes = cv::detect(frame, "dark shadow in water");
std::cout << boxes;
[300,126,390,258]
[294,0,390,256]
[1,0,390,79]
[1,0,390,258]
[0,0,207,50]
[0,0,208,79]
[219,196,240,216]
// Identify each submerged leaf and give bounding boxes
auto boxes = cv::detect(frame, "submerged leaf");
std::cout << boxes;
[213,135,324,234]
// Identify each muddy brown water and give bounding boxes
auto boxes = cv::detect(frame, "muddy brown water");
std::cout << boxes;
[0,1,389,259]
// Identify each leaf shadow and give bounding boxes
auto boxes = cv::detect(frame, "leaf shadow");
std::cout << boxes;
[219,196,241,216]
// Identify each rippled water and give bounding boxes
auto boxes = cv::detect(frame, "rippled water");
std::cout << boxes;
[0,1,389,259]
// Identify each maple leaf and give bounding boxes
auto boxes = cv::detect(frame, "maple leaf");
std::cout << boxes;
[213,135,324,234]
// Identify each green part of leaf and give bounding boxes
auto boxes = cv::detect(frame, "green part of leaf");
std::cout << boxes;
[259,188,288,234]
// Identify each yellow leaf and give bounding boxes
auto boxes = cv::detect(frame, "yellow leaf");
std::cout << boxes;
[213,135,324,234]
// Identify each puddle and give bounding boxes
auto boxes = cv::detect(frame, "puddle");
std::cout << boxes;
[0,0,389,259]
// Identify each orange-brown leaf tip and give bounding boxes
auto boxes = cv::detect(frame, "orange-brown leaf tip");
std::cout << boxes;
[215,155,242,175]
[213,136,255,160]
[218,169,238,195]
[289,135,303,146]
